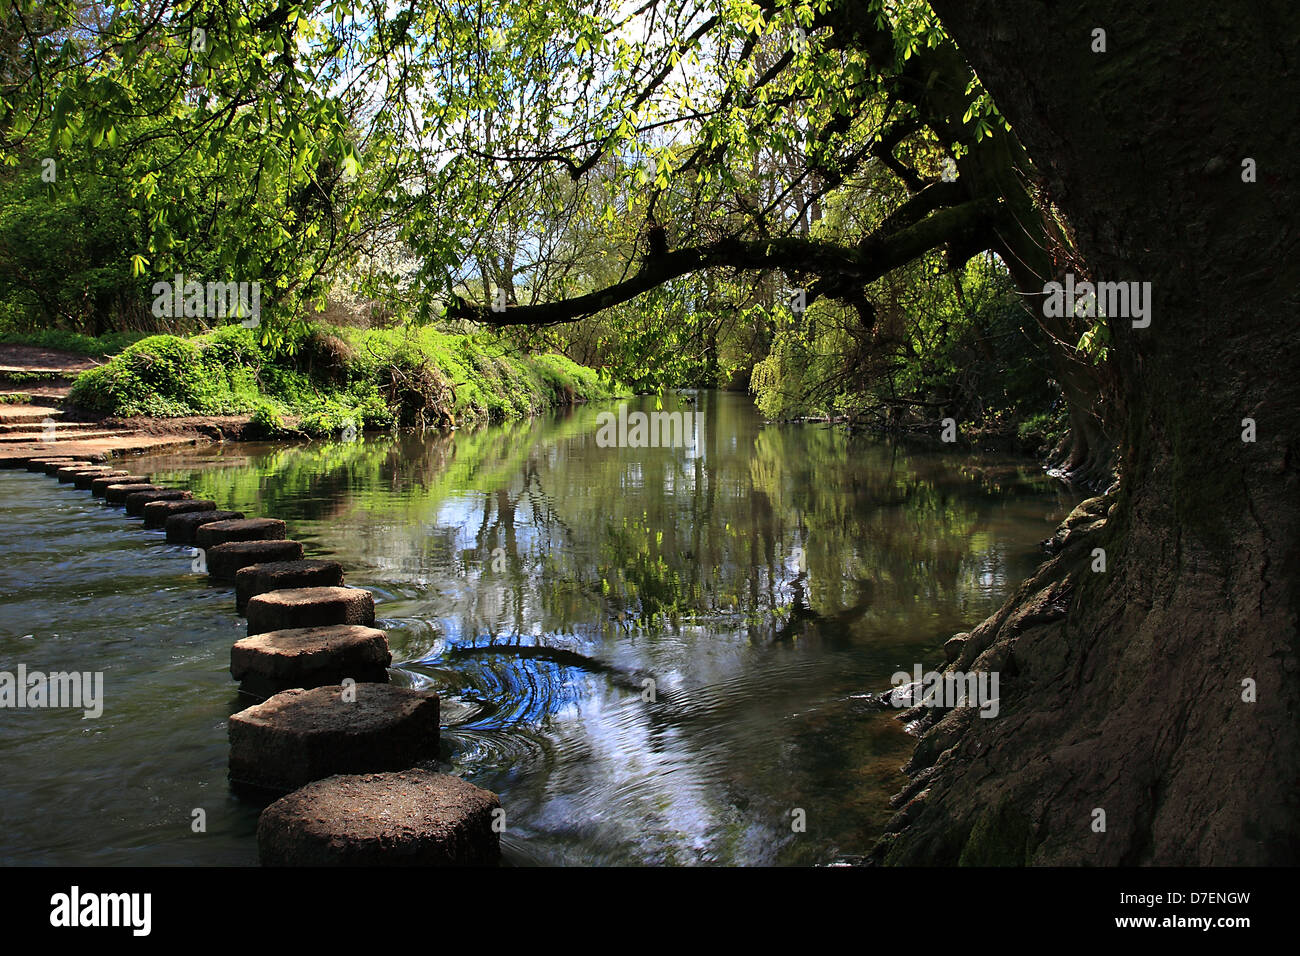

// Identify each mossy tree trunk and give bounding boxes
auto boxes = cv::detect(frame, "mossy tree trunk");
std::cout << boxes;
[877,0,1300,864]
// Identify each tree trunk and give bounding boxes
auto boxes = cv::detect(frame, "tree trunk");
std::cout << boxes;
[876,0,1300,864]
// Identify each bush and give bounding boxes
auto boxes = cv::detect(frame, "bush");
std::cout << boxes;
[70,333,258,415]
[67,322,619,426]
[245,401,287,439]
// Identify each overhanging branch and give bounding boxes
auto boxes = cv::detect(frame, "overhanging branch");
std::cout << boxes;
[449,197,1004,327]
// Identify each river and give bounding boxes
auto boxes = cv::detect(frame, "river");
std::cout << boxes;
[0,390,1078,865]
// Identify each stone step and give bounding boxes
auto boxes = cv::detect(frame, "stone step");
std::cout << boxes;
[257,770,500,866]
[227,684,440,795]
[235,560,345,615]
[205,540,305,582]
[55,464,119,482]
[0,420,107,435]
[103,482,162,504]
[0,429,135,444]
[0,405,64,424]
[142,498,216,529]
[195,518,286,549]
[0,391,70,408]
[42,459,94,475]
[25,456,77,472]
[164,509,245,544]
[91,474,151,496]
[124,488,193,516]
[245,586,376,636]
[74,469,130,490]
[230,624,391,698]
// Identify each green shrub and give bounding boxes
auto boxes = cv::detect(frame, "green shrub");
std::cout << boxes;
[67,322,619,425]
[245,401,287,439]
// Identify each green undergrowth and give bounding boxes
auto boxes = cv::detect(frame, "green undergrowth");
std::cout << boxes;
[69,323,620,436]
[0,329,148,357]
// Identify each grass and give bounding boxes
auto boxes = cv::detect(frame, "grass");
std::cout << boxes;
[0,329,148,357]
[67,322,621,434]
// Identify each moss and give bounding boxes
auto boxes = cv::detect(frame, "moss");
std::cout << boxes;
[957,802,1037,866]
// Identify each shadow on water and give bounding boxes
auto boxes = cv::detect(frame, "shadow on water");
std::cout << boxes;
[0,390,1079,865]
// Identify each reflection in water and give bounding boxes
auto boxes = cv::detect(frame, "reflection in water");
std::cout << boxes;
[0,391,1077,865]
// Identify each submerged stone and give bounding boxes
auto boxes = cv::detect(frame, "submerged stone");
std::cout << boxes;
[257,770,500,866]
[230,624,391,698]
[195,517,286,548]
[142,498,216,529]
[235,560,345,615]
[227,684,440,794]
[245,586,376,636]
[164,509,245,544]
[207,540,305,582]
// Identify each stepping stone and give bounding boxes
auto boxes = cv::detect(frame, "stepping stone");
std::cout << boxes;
[91,474,150,497]
[257,770,500,866]
[56,465,114,482]
[235,560,345,614]
[124,488,193,516]
[74,469,129,490]
[103,482,161,504]
[195,517,286,548]
[26,457,74,472]
[206,540,305,582]
[227,684,441,794]
[43,459,92,475]
[230,624,391,698]
[142,498,216,529]
[244,587,377,639]
[164,509,244,544]
[246,586,376,636]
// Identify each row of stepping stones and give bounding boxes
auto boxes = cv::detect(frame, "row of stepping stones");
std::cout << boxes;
[26,454,503,866]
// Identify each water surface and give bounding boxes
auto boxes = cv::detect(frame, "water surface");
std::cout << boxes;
[0,391,1077,865]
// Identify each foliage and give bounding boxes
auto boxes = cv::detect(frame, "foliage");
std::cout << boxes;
[68,321,621,425]
[751,250,1064,448]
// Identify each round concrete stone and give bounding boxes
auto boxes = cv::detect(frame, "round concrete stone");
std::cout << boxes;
[164,509,244,544]
[103,482,161,504]
[74,469,129,490]
[91,474,149,496]
[124,487,193,516]
[142,498,216,529]
[257,770,500,866]
[246,586,376,636]
[43,459,92,475]
[227,684,441,794]
[195,518,286,548]
[26,457,75,472]
[206,540,305,583]
[231,624,391,698]
[235,560,345,614]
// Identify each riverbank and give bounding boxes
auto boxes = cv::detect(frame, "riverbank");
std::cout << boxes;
[3,324,619,440]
